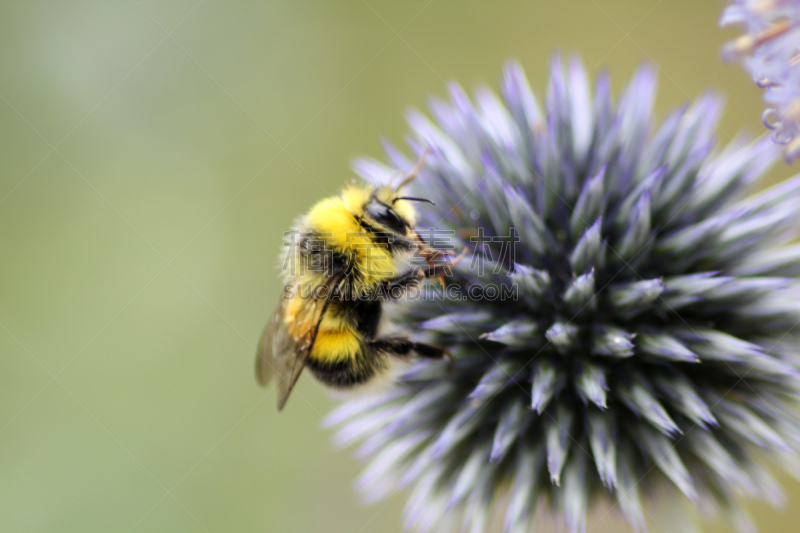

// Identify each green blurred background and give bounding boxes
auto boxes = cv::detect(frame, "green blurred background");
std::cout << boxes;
[1,1,798,532]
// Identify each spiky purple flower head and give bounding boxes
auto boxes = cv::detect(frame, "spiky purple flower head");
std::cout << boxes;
[327,55,800,533]
[721,0,800,162]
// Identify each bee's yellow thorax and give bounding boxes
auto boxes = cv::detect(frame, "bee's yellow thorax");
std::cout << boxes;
[305,186,396,285]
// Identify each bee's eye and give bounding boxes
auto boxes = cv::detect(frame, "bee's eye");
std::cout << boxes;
[365,201,407,234]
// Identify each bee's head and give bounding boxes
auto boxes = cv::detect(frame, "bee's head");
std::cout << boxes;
[358,190,413,239]
[350,151,435,241]
[358,186,435,240]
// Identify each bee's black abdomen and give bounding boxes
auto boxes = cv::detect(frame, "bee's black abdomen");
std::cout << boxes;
[353,299,382,340]
[306,337,449,390]
[306,356,377,388]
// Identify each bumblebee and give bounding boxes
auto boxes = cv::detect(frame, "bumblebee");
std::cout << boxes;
[255,155,457,410]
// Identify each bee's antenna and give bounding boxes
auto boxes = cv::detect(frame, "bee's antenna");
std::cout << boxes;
[387,170,403,190]
[393,196,435,205]
[393,149,430,192]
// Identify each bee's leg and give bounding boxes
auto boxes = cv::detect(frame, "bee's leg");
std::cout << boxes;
[423,248,469,284]
[370,337,411,353]
[410,342,455,373]
[382,270,425,301]
[424,264,456,281]
[410,342,453,363]
[369,338,452,362]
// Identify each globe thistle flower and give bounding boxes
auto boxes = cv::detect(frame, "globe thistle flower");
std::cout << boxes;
[328,55,800,533]
[721,0,800,162]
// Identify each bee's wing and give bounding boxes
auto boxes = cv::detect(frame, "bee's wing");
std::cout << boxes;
[256,275,343,411]
[255,297,308,411]
[254,298,289,388]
